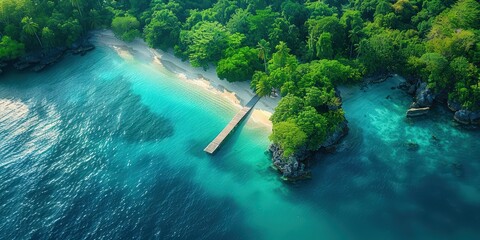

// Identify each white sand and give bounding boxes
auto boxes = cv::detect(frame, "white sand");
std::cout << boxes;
[90,30,279,128]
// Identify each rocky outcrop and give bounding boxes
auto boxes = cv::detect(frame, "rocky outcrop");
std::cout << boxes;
[35,48,65,72]
[71,41,95,56]
[454,110,471,124]
[269,120,349,181]
[400,80,437,118]
[269,144,311,180]
[448,100,462,112]
[13,47,66,72]
[454,110,480,125]
[407,107,430,117]
[321,120,349,150]
[411,82,435,108]
[13,51,42,70]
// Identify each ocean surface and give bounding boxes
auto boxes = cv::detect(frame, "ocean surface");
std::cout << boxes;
[1,42,479,240]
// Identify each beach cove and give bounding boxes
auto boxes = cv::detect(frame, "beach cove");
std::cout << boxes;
[1,31,480,240]
[93,30,279,128]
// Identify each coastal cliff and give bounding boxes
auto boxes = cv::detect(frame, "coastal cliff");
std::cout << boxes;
[269,120,348,180]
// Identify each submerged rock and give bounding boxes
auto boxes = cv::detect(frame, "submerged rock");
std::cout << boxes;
[399,79,421,95]
[407,84,417,95]
[451,162,464,177]
[406,142,420,151]
[397,81,409,91]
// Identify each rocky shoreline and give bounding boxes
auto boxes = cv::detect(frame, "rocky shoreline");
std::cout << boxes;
[398,78,480,125]
[0,38,94,75]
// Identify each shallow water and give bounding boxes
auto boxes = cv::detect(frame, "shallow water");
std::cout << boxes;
[1,43,479,240]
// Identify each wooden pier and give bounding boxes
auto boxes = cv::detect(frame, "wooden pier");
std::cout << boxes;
[204,95,260,154]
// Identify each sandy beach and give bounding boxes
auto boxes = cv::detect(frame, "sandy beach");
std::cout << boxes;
[90,30,279,128]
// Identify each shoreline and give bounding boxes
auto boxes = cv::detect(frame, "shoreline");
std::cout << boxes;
[90,30,279,129]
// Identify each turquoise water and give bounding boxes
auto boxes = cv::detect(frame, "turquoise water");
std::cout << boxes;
[1,42,479,240]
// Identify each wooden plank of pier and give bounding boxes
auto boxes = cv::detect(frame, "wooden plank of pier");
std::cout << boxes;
[204,95,261,154]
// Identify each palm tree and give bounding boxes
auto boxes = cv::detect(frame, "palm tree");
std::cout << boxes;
[306,31,315,50]
[71,0,83,17]
[255,77,271,97]
[88,9,103,29]
[22,17,43,48]
[274,41,289,68]
[348,26,362,58]
[41,27,55,49]
[257,39,270,73]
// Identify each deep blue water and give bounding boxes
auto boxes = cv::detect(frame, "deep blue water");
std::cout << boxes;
[1,40,479,240]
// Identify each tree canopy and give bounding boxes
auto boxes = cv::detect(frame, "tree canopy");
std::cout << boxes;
[112,16,141,42]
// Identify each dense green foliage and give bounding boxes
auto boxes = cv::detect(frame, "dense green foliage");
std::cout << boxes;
[111,16,141,42]
[1,0,479,158]
[0,36,24,61]
[0,0,112,50]
[217,46,262,82]
[144,9,181,50]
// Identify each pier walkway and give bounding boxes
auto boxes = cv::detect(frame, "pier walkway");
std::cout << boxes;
[204,95,260,154]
